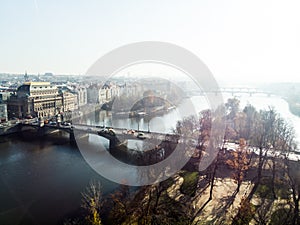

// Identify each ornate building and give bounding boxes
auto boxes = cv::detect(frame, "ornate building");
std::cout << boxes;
[7,82,77,119]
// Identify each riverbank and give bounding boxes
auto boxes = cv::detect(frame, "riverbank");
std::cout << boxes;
[111,105,177,119]
[258,82,300,118]
[285,96,300,117]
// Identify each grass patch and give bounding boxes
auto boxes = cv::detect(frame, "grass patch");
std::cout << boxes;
[270,208,292,225]
[274,178,291,199]
[232,199,256,225]
[180,171,199,197]
[255,177,291,200]
[256,183,274,199]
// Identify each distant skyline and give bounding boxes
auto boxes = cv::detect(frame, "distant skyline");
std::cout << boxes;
[1,0,300,83]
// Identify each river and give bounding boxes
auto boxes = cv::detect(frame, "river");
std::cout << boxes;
[0,133,119,225]
[0,93,299,224]
[88,93,300,146]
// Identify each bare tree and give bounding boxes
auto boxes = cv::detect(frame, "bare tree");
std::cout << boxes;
[282,128,300,225]
[108,183,132,224]
[225,98,240,120]
[242,104,257,141]
[81,180,103,225]
[226,138,250,194]
[197,109,212,160]
[246,108,277,201]
[286,161,300,225]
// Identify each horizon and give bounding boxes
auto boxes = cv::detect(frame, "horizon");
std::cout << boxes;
[2,72,300,87]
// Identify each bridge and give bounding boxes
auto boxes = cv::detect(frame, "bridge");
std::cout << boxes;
[16,122,185,165]
[19,122,181,149]
[186,86,273,97]
[216,87,272,96]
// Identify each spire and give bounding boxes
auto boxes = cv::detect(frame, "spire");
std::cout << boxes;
[24,71,29,82]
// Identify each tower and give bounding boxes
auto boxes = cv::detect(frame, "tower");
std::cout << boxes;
[24,71,29,82]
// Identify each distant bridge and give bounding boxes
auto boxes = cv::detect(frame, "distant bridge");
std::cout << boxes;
[186,86,273,97]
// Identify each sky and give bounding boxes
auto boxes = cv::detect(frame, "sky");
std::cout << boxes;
[0,0,300,84]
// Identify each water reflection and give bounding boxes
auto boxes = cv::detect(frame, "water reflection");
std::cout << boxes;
[85,96,209,133]
[0,133,118,225]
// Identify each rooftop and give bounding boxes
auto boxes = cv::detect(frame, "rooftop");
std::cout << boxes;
[23,82,51,86]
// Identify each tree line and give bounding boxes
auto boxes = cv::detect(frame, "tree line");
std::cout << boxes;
[65,98,300,225]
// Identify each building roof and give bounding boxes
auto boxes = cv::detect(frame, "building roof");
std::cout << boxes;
[23,82,51,86]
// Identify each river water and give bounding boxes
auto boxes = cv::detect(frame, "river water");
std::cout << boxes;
[88,93,300,146]
[0,133,118,225]
[0,93,299,224]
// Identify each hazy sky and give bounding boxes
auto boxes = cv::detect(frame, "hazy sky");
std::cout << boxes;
[1,0,300,84]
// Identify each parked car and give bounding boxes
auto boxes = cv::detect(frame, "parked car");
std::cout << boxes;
[127,129,135,134]
[137,132,146,139]
[108,128,115,135]
[98,128,109,135]
[61,122,71,126]
[49,121,57,125]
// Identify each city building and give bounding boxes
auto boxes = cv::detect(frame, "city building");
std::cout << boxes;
[75,87,87,106]
[98,83,115,104]
[59,88,78,112]
[0,92,10,102]
[0,103,8,122]
[87,84,100,104]
[110,83,121,98]
[7,82,62,118]
[58,87,78,121]
[120,82,142,97]
[140,79,171,96]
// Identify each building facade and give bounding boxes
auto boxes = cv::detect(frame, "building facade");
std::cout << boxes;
[60,89,78,112]
[7,82,77,119]
[8,82,62,118]
[75,87,87,106]
[0,103,8,122]
[87,84,100,104]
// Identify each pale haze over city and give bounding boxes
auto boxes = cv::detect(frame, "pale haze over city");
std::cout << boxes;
[1,0,300,83]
